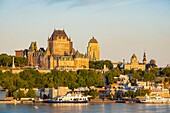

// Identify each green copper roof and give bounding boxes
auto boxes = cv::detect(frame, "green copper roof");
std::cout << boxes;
[131,54,137,59]
[89,37,98,43]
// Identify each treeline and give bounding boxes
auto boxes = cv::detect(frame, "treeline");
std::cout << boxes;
[105,67,170,84]
[0,69,103,96]
[13,89,36,99]
[115,89,150,99]
[89,60,113,70]
[0,54,27,67]
[1,67,170,97]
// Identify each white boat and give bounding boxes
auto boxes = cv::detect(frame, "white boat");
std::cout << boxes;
[47,93,89,103]
[139,94,170,104]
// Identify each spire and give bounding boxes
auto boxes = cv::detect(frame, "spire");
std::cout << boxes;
[143,52,147,64]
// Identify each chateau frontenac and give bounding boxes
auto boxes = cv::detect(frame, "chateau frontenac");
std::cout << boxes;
[17,29,100,70]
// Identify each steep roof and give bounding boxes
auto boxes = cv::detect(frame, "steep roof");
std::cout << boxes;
[131,54,137,60]
[49,30,68,41]
[89,37,98,43]
[29,42,38,51]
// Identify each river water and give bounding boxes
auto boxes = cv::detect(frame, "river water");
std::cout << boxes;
[0,103,170,113]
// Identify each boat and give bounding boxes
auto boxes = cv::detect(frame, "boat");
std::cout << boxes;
[139,94,170,104]
[125,100,134,104]
[47,93,89,103]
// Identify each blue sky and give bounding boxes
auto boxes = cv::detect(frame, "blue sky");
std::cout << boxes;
[0,0,170,67]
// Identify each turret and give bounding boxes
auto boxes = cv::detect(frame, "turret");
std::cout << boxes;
[143,52,147,64]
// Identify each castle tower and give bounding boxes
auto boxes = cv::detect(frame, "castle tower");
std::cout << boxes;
[28,42,38,66]
[143,52,147,64]
[87,37,100,61]
[48,30,73,56]
[131,54,138,64]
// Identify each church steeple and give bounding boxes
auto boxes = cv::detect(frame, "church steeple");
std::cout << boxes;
[143,52,147,64]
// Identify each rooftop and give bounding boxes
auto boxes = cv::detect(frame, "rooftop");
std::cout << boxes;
[89,37,98,43]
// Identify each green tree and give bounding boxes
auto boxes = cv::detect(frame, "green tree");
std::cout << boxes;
[143,72,155,82]
[123,69,130,75]
[104,60,113,70]
[106,68,120,84]
[13,92,18,99]
[26,89,36,98]
[89,60,113,70]
[89,89,99,99]
[17,90,25,99]
[0,54,12,67]
[15,57,28,67]
[162,67,170,77]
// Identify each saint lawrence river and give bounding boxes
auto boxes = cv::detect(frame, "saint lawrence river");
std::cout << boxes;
[0,103,170,113]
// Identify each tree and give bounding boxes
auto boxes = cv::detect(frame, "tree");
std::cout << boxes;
[143,72,155,82]
[106,68,120,84]
[15,57,28,67]
[13,92,18,99]
[104,60,113,70]
[162,67,170,77]
[26,89,36,98]
[150,68,159,76]
[17,90,25,99]
[0,54,12,67]
[89,89,99,99]
[123,69,130,75]
[89,60,113,70]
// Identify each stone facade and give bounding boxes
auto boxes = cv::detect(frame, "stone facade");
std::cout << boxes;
[28,42,38,66]
[74,57,89,69]
[58,56,75,68]
[87,37,100,61]
[48,30,73,56]
[124,53,147,71]
[27,30,89,70]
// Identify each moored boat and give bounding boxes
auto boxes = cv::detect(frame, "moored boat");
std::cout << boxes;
[139,94,170,104]
[47,93,89,103]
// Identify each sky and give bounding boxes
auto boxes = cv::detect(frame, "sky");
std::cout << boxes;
[0,0,170,67]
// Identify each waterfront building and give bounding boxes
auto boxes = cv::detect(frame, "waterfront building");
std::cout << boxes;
[87,37,100,61]
[0,89,6,100]
[124,53,147,71]
[38,87,70,99]
[150,89,169,98]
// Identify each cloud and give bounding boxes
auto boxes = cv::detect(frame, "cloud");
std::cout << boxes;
[68,0,104,9]
[46,0,72,5]
[96,0,150,13]
[44,0,149,11]
[45,0,105,9]
[112,0,147,8]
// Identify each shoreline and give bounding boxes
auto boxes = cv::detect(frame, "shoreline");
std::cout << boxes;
[89,99,116,103]
[0,100,21,104]
[1,99,170,104]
